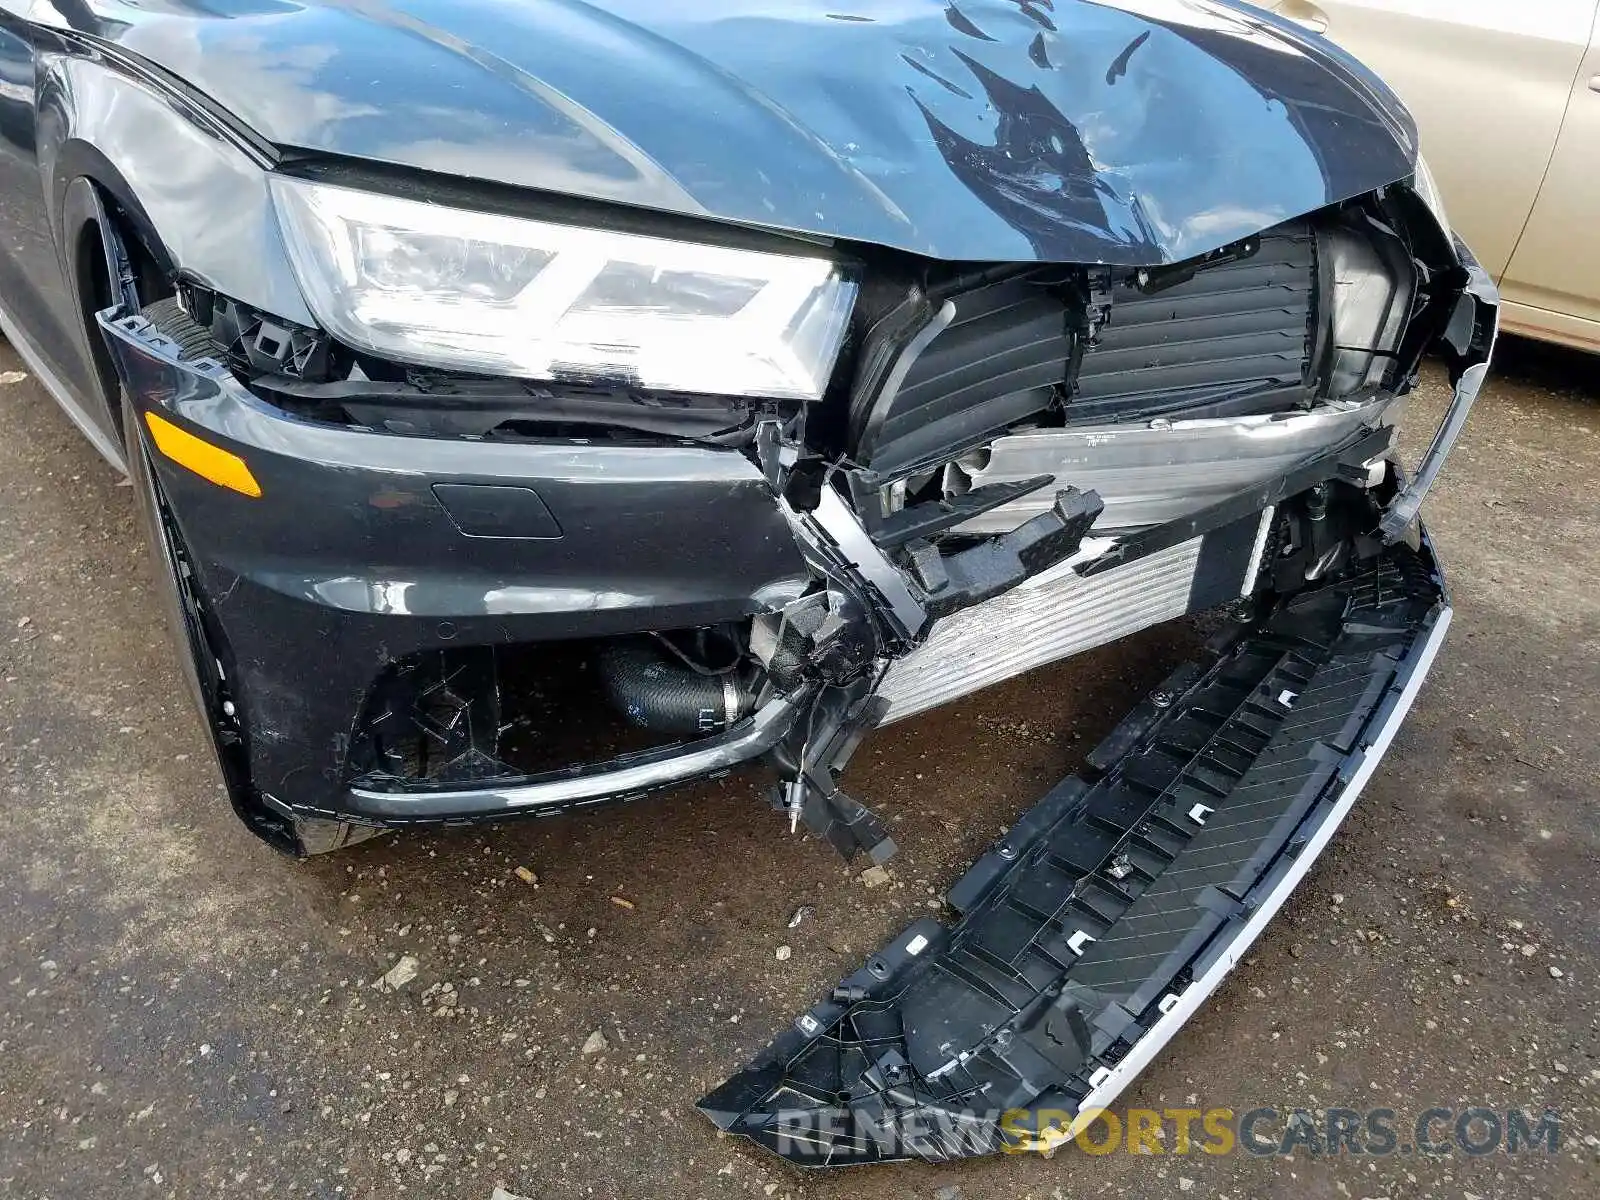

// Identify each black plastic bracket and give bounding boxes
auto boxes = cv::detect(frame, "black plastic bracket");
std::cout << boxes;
[911,487,1103,620]
[769,681,896,863]
[867,475,1056,549]
[1378,241,1498,542]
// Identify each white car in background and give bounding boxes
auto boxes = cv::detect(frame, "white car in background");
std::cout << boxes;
[1268,0,1600,351]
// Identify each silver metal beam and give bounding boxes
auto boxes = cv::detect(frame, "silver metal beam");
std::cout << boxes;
[946,397,1395,534]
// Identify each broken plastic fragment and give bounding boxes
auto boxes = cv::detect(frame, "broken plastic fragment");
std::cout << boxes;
[376,955,420,992]
[701,539,1449,1164]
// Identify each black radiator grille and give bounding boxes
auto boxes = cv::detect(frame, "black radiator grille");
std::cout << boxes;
[850,221,1319,473]
[1072,228,1318,422]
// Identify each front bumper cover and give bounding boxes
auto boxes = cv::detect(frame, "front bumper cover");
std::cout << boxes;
[95,191,1489,1166]
[700,532,1450,1164]
[94,219,1495,856]
[97,305,814,832]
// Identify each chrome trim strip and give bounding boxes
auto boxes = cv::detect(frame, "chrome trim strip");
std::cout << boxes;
[345,687,810,817]
[1240,503,1276,597]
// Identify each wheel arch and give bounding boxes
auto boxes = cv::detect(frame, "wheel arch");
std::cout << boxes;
[34,48,315,436]
[54,168,175,449]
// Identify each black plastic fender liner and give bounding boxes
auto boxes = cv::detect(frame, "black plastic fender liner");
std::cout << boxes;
[699,534,1450,1165]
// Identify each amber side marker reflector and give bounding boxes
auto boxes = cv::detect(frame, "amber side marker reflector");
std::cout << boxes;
[143,411,262,498]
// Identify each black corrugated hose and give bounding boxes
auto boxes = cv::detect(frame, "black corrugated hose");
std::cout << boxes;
[597,637,751,735]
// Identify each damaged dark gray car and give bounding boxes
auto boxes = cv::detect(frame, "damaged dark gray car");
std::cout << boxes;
[1,0,1493,1166]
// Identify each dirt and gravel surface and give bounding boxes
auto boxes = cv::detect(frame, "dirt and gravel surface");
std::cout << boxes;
[0,335,1595,1200]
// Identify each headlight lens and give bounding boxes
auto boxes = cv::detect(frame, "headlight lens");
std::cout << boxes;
[269,177,858,400]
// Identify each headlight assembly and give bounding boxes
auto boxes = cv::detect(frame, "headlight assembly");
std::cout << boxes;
[269,177,858,400]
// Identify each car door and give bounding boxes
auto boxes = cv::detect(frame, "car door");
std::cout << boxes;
[1499,7,1600,346]
[0,9,86,382]
[1266,0,1597,281]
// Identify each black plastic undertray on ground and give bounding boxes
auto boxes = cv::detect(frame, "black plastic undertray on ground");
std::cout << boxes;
[700,537,1449,1165]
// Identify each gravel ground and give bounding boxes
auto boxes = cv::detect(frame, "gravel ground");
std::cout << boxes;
[0,335,1595,1200]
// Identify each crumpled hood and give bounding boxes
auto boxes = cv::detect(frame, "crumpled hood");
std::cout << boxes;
[71,0,1416,265]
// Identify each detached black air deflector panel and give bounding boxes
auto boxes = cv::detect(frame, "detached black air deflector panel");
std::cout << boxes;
[700,539,1448,1165]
